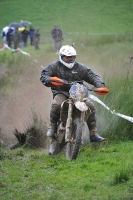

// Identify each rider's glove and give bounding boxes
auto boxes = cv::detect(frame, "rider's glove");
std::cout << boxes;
[45,78,51,87]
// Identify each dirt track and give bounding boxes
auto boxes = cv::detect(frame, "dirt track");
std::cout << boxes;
[0,64,52,146]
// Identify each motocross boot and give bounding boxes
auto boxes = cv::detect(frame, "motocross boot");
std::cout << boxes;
[87,112,106,142]
[47,123,57,137]
[90,132,106,142]
[47,104,60,137]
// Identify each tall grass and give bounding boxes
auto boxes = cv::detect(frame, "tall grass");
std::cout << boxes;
[112,162,131,185]
[0,52,30,89]
[101,77,133,141]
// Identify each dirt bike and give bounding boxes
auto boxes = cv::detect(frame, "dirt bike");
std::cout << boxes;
[48,77,109,160]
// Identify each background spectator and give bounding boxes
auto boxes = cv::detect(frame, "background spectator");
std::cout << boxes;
[21,26,29,47]
[12,28,21,50]
[33,28,40,50]
[51,25,63,53]
[1,26,9,42]
[29,26,35,45]
[6,28,13,48]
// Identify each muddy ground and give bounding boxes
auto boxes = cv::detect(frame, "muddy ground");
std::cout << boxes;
[0,61,53,147]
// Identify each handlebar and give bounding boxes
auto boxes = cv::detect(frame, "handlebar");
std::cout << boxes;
[50,77,109,95]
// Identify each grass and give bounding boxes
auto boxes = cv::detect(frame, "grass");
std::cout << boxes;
[1,141,133,200]
[0,0,133,34]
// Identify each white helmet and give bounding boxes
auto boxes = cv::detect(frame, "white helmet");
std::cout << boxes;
[59,45,76,69]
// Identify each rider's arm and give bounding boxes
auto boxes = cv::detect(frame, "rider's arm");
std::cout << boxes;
[40,65,53,87]
[81,65,105,88]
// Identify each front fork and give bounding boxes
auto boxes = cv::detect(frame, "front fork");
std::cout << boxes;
[65,100,86,143]
[65,99,73,142]
[81,112,86,143]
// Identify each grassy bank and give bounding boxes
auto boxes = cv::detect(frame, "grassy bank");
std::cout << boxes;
[1,141,133,200]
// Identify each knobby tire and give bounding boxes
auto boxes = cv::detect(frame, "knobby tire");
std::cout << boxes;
[66,118,82,160]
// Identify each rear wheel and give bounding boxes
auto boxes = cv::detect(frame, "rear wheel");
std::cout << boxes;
[66,118,82,160]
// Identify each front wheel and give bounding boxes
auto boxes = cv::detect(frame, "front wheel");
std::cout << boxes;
[49,138,60,155]
[66,118,82,160]
[49,127,65,155]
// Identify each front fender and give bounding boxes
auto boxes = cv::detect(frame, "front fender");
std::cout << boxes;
[74,101,88,112]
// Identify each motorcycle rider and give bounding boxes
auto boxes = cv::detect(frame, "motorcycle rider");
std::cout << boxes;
[40,45,106,142]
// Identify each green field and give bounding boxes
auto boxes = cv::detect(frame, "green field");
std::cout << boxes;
[0,0,133,35]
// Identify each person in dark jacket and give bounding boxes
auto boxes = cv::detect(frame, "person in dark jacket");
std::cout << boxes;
[40,45,106,142]
[51,25,63,53]
[6,28,13,48]
[12,28,21,50]
[21,27,29,47]
[29,26,35,45]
